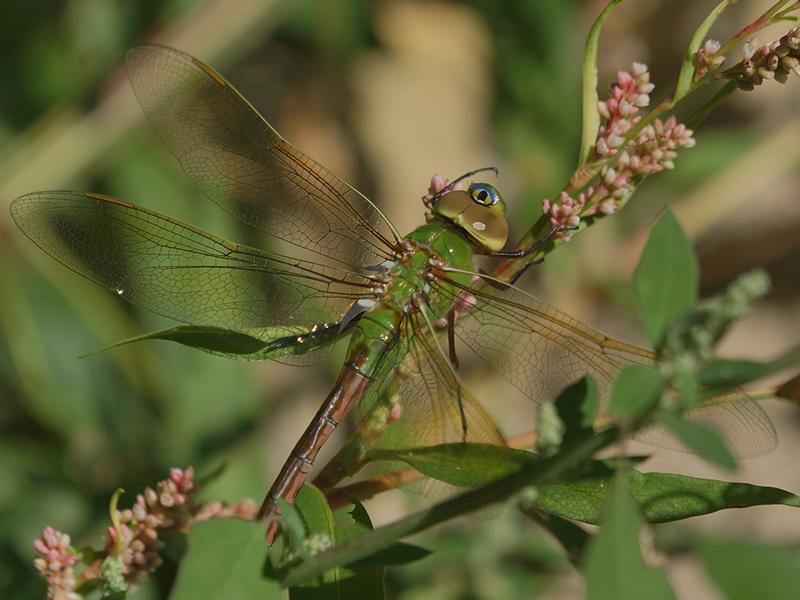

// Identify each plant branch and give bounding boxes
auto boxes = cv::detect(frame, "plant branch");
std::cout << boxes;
[283,424,621,586]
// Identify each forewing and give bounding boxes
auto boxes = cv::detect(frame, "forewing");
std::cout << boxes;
[126,45,399,267]
[10,191,373,331]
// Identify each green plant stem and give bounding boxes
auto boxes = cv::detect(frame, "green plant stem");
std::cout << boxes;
[716,0,795,58]
[282,424,621,587]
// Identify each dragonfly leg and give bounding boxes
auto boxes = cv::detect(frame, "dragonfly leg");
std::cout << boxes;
[447,308,459,369]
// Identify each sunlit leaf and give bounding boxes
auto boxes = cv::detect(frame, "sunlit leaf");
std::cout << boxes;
[171,519,281,600]
[532,464,800,524]
[370,443,535,487]
[82,324,343,361]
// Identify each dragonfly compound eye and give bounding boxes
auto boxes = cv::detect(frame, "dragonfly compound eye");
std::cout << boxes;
[469,183,500,207]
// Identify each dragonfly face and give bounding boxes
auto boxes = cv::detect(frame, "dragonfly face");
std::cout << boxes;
[431,183,509,252]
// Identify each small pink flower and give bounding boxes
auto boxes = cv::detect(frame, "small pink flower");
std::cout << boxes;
[34,527,78,599]
[595,62,653,159]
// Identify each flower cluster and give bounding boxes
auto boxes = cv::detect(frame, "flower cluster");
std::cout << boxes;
[542,63,695,237]
[33,527,79,600]
[33,467,258,598]
[595,63,654,158]
[106,467,197,583]
[695,39,726,78]
[724,27,800,89]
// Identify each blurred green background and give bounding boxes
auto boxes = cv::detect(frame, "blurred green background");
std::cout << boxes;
[1,1,799,598]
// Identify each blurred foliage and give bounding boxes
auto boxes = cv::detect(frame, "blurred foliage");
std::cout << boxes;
[1,0,799,598]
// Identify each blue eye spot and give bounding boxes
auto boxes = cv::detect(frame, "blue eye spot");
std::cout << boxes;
[469,183,499,206]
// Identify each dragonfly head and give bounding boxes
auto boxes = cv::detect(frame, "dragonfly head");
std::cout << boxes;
[432,182,509,252]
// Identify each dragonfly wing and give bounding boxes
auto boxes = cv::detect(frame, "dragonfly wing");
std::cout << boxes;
[444,275,777,457]
[636,390,777,458]
[126,45,400,267]
[350,311,505,497]
[449,280,651,406]
[10,191,374,333]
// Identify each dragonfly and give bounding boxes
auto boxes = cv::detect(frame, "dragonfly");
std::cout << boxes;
[10,45,777,544]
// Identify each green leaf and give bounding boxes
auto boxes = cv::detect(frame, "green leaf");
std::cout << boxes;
[532,465,800,524]
[585,472,674,600]
[634,211,698,346]
[673,0,735,102]
[700,538,800,600]
[290,485,336,597]
[659,412,736,471]
[278,496,312,558]
[370,443,536,487]
[291,487,386,599]
[609,364,664,422]
[555,376,599,446]
[699,345,800,389]
[171,519,281,600]
[331,500,384,599]
[81,323,344,361]
[578,0,624,166]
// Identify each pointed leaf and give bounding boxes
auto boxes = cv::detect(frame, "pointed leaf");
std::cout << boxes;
[83,324,343,361]
[532,466,800,524]
[579,0,624,165]
[370,443,535,487]
[634,211,698,346]
[674,0,735,101]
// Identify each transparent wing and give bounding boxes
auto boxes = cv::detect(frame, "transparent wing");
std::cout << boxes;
[449,279,651,405]
[352,311,504,451]
[637,390,777,458]
[374,311,505,451]
[10,191,375,331]
[126,44,400,267]
[441,274,777,457]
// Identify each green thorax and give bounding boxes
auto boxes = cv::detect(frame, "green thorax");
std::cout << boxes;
[345,221,475,376]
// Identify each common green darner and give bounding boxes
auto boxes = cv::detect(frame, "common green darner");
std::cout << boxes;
[10,45,776,545]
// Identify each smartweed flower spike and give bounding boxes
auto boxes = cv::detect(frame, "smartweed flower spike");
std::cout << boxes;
[543,63,694,238]
[33,467,258,596]
[724,27,800,90]
[33,527,79,600]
